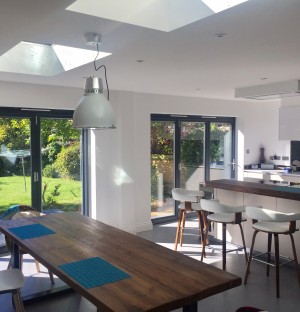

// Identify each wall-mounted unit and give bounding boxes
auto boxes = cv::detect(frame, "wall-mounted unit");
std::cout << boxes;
[279,105,300,140]
[235,80,300,100]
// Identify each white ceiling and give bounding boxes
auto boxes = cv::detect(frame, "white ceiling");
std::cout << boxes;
[1,0,300,101]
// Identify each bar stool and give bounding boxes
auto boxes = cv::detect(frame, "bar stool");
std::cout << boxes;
[200,199,248,270]
[244,206,300,298]
[172,188,205,252]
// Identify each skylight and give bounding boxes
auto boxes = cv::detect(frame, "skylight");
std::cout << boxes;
[202,0,248,13]
[67,0,248,32]
[0,41,111,76]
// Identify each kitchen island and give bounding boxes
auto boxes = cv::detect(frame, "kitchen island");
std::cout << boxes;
[205,179,300,258]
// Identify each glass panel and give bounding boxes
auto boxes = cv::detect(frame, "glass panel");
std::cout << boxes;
[0,117,31,213]
[41,118,82,212]
[180,122,205,190]
[151,121,174,219]
[209,122,232,180]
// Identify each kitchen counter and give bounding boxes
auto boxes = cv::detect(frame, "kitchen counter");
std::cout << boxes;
[206,179,300,201]
[205,179,300,259]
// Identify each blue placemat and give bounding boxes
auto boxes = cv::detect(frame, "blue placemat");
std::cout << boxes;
[59,257,130,289]
[8,223,55,239]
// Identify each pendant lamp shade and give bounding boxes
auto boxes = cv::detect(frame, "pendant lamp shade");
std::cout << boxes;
[73,77,116,129]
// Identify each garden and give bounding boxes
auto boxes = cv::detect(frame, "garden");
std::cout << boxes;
[0,117,81,214]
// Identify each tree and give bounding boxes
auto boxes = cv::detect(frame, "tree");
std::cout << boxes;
[0,117,81,176]
[41,119,80,167]
[0,118,30,150]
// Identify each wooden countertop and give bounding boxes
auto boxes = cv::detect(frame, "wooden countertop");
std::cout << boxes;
[205,179,300,201]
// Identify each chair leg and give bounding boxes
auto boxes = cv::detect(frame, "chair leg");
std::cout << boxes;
[197,211,206,258]
[267,233,272,276]
[239,223,248,264]
[35,259,41,272]
[274,233,280,298]
[7,255,13,269]
[197,211,203,242]
[201,221,210,261]
[244,230,259,284]
[202,211,210,245]
[49,270,55,284]
[222,223,227,270]
[13,290,25,312]
[174,209,183,251]
[289,233,300,287]
[20,254,23,271]
[180,211,186,247]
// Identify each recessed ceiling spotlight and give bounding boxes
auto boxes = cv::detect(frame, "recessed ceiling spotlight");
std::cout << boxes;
[215,33,227,38]
[136,60,145,63]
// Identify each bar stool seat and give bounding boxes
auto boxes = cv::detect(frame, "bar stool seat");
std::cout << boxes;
[200,199,248,271]
[244,206,300,298]
[207,212,246,224]
[252,221,291,233]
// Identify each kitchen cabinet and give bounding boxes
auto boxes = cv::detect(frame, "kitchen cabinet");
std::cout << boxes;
[279,105,300,140]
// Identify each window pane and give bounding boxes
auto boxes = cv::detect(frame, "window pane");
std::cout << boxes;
[0,117,31,213]
[151,121,175,218]
[209,122,232,180]
[180,122,205,189]
[41,118,82,212]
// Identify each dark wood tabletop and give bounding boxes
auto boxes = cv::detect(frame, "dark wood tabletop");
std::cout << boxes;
[206,179,300,201]
[0,212,242,312]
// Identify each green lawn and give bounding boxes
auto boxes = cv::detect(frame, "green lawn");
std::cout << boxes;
[0,176,82,213]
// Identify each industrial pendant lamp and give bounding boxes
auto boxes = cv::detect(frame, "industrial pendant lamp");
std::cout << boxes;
[73,33,116,129]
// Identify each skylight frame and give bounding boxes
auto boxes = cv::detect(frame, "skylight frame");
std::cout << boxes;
[0,41,111,76]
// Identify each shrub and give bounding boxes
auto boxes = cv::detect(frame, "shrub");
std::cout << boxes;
[42,164,59,178]
[54,142,80,180]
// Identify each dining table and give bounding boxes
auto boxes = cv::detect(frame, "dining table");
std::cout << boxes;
[0,211,242,311]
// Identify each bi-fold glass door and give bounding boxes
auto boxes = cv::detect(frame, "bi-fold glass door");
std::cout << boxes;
[0,108,82,214]
[151,115,235,222]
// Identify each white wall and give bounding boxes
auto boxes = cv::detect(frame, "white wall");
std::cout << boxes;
[0,81,81,110]
[0,81,290,233]
[128,93,289,232]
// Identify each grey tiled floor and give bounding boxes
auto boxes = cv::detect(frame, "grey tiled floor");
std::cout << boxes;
[1,219,300,311]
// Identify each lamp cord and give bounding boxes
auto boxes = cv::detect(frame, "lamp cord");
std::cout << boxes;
[94,43,110,100]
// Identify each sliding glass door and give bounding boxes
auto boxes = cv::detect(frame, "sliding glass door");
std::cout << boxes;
[151,114,235,221]
[40,117,82,211]
[179,121,205,190]
[209,122,234,180]
[151,121,175,218]
[0,108,82,214]
[0,117,32,211]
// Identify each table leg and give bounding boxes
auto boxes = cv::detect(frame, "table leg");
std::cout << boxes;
[12,242,73,304]
[13,243,20,269]
[183,301,198,312]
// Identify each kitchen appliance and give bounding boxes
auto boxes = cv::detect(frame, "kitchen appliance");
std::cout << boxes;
[260,163,275,170]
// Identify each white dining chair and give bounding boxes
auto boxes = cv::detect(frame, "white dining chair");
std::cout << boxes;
[200,199,248,270]
[0,269,25,312]
[244,206,300,297]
